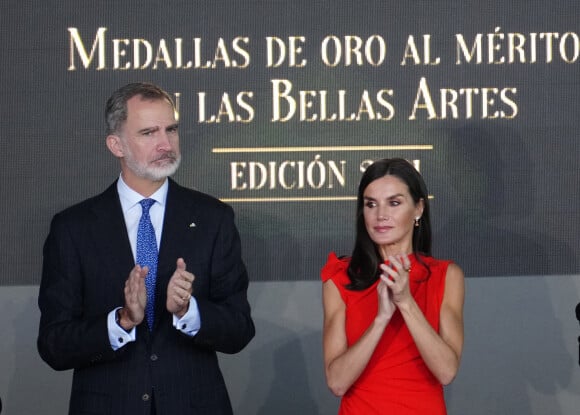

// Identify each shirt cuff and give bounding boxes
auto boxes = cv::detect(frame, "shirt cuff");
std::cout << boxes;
[173,296,201,337]
[108,307,136,351]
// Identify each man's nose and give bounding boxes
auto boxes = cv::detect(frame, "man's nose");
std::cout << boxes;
[156,131,173,150]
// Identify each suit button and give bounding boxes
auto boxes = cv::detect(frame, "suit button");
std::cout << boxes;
[150,354,158,361]
[142,394,150,401]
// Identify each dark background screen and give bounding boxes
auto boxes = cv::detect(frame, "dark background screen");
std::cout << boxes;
[1,0,579,284]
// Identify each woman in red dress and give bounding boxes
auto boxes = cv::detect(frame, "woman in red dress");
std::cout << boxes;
[322,158,464,414]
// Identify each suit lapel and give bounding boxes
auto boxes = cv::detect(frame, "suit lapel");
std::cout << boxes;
[88,182,135,276]
[154,180,202,328]
[157,180,198,281]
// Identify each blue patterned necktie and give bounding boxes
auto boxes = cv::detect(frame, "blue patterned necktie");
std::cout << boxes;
[136,198,158,330]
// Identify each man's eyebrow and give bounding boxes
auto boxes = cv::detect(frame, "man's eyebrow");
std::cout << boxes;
[137,126,159,134]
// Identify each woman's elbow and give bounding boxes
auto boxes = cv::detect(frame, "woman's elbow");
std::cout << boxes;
[439,374,456,386]
[437,364,459,386]
[327,381,348,397]
[325,373,350,397]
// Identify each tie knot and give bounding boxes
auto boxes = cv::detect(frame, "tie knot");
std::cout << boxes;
[140,198,155,214]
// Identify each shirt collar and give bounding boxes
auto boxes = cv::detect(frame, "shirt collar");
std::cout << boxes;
[116,174,169,213]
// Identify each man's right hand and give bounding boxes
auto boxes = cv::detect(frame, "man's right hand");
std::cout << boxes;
[118,265,148,331]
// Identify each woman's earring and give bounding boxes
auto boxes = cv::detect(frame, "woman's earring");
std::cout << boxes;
[414,217,420,227]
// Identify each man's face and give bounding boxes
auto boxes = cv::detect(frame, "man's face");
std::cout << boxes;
[116,95,181,183]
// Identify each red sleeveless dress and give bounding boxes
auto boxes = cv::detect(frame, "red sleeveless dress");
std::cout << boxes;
[321,252,451,415]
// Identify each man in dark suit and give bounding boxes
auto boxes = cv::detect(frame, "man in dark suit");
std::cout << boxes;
[37,82,255,415]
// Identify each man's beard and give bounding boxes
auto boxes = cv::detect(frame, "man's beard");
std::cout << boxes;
[125,151,182,182]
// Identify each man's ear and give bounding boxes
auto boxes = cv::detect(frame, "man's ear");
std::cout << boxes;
[106,134,124,158]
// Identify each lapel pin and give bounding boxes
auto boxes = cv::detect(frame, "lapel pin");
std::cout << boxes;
[189,222,196,228]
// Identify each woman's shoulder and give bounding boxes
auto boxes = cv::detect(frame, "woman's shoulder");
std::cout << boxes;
[421,255,454,270]
[321,252,351,284]
[414,255,452,282]
[421,256,464,285]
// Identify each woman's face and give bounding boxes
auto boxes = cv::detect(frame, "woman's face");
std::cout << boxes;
[363,174,423,257]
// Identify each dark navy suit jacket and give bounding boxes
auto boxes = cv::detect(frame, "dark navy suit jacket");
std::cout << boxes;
[38,179,255,415]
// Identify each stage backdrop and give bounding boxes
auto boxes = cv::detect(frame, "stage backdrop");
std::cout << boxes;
[1,0,579,283]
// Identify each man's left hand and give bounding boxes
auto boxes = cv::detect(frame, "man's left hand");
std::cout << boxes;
[166,258,195,318]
